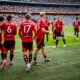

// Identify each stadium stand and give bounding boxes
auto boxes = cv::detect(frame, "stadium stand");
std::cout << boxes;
[0,0,80,26]
[0,0,80,4]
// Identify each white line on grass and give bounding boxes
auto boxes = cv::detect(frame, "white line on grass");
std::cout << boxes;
[14,43,80,52]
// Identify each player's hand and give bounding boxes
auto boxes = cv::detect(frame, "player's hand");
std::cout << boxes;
[61,32,63,35]
[48,31,50,34]
[1,40,4,45]
[33,36,36,41]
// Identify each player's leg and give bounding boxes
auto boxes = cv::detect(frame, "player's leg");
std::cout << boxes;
[41,37,50,62]
[0,44,4,64]
[28,42,33,65]
[0,51,4,65]
[9,50,14,66]
[42,46,50,62]
[29,50,32,64]
[62,33,66,47]
[55,32,59,48]
[28,49,33,71]
[76,29,79,40]
[23,51,31,72]
[9,41,15,66]
[2,41,9,70]
[53,31,56,48]
[2,50,8,71]
[33,39,41,64]
[56,38,58,47]
[33,48,40,65]
[22,42,31,71]
[22,43,29,65]
[74,29,77,40]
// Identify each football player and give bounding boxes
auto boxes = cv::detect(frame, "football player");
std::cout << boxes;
[0,16,4,64]
[19,13,37,72]
[2,15,17,70]
[45,16,50,42]
[55,16,66,48]
[33,12,50,65]
[73,17,80,40]
[51,17,57,48]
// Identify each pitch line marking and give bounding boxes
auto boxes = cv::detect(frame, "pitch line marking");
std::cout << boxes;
[14,43,80,52]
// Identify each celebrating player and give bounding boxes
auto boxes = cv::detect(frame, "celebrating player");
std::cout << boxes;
[55,16,66,48]
[51,17,57,48]
[0,16,4,64]
[33,12,50,65]
[19,13,37,72]
[45,16,50,42]
[2,15,17,70]
[73,17,80,40]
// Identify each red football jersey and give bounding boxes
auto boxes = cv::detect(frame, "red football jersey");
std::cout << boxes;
[55,20,64,32]
[0,21,4,42]
[45,21,50,30]
[73,20,80,29]
[20,20,36,42]
[51,20,56,31]
[3,21,16,41]
[37,18,45,39]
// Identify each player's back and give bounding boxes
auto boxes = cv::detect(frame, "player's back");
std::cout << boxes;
[3,21,16,41]
[20,20,35,42]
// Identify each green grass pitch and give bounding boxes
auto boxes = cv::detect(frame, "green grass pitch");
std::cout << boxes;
[0,25,80,80]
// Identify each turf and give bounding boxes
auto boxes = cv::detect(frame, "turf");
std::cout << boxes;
[0,26,80,80]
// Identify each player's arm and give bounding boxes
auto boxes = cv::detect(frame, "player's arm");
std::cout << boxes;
[42,21,50,34]
[1,29,4,45]
[33,26,37,40]
[73,21,75,30]
[48,22,50,31]
[61,22,64,34]
[79,21,80,31]
[42,28,50,34]
[53,26,55,32]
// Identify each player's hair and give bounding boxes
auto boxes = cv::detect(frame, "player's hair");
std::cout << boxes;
[76,17,78,20]
[25,13,31,19]
[53,17,56,20]
[45,15,48,18]
[40,12,45,17]
[0,16,4,21]
[7,15,12,21]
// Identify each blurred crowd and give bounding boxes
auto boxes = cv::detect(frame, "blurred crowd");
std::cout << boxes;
[0,3,80,26]
[0,13,80,26]
[0,4,80,13]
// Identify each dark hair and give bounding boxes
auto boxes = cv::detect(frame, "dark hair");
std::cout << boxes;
[7,15,12,21]
[25,13,31,19]
[53,18,56,20]
[76,17,78,20]
[0,16,4,21]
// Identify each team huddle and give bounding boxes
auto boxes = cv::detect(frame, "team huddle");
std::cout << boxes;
[0,12,80,72]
